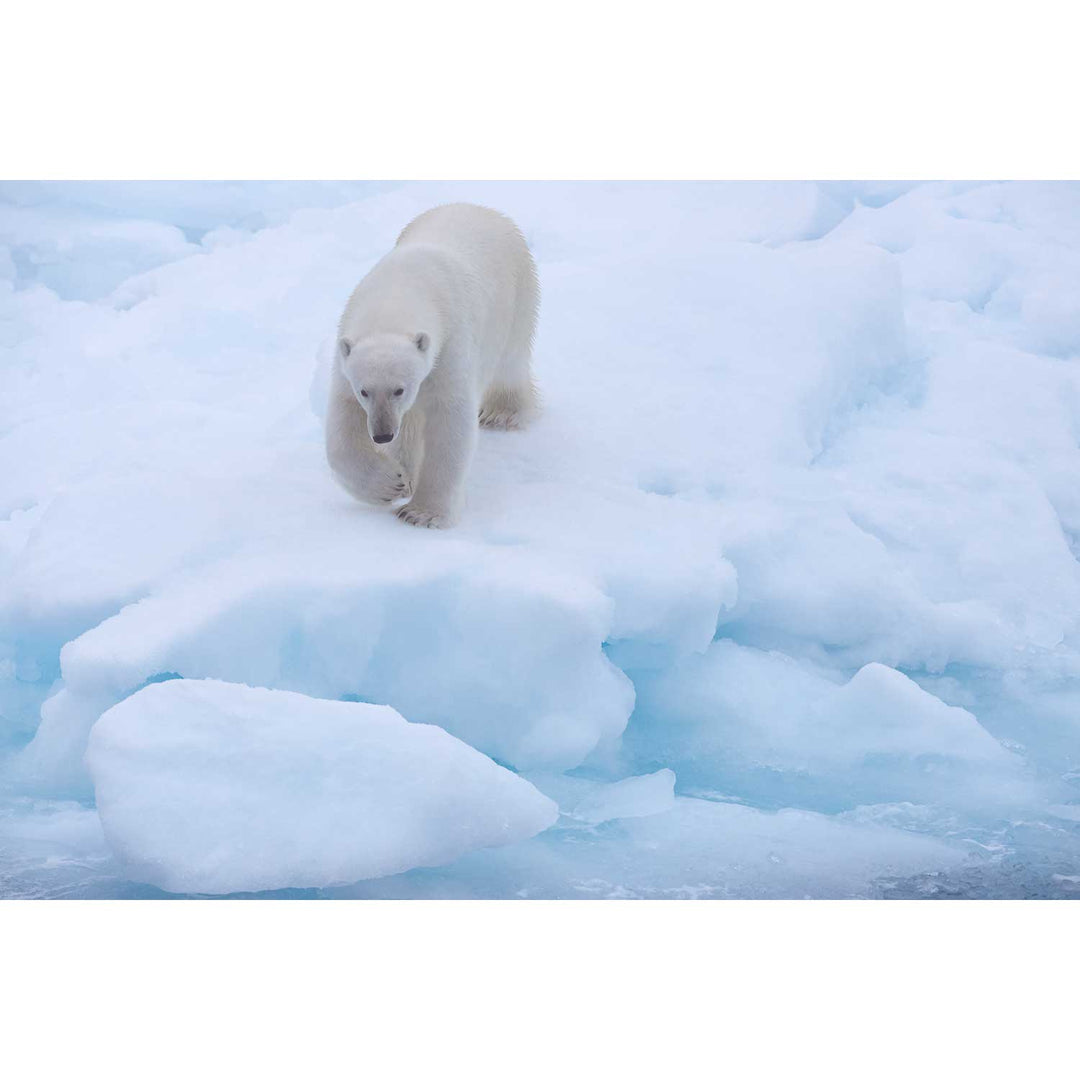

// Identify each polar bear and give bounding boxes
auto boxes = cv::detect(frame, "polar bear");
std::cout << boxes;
[325,203,539,528]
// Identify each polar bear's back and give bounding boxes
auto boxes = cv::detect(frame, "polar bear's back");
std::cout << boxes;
[396,204,535,302]
[396,203,528,261]
[395,204,537,378]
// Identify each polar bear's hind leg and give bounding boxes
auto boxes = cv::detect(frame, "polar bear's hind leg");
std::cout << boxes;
[480,263,539,430]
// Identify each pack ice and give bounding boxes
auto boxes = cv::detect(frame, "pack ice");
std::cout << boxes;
[2,180,1080,899]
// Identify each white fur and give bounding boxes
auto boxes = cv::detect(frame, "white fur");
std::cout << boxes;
[326,204,539,528]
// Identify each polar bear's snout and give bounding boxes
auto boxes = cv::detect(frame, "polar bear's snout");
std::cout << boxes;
[366,396,404,445]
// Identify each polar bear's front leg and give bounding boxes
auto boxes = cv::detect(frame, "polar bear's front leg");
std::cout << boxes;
[326,375,413,506]
[396,394,477,529]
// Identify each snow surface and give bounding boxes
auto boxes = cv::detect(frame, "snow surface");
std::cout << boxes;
[3,180,1080,898]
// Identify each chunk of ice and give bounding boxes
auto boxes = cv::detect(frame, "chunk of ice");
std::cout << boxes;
[86,678,558,894]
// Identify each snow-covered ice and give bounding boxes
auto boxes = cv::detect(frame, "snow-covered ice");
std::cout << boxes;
[86,679,557,894]
[3,180,1080,898]
[624,644,1035,812]
[567,769,676,825]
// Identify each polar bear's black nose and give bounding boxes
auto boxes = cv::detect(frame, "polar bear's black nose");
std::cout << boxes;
[373,433,394,444]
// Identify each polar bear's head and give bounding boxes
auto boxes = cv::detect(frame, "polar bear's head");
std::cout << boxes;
[338,332,432,446]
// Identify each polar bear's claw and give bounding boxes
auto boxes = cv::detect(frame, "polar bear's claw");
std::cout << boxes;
[396,504,453,529]
[478,404,524,430]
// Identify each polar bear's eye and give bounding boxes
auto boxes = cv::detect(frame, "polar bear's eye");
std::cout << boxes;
[359,389,368,398]
[394,388,404,397]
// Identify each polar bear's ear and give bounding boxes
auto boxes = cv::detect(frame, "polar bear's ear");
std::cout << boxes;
[414,333,429,353]
[339,339,351,358]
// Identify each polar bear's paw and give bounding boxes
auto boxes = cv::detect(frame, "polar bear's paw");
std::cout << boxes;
[479,385,534,430]
[396,504,455,529]
[369,462,413,506]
